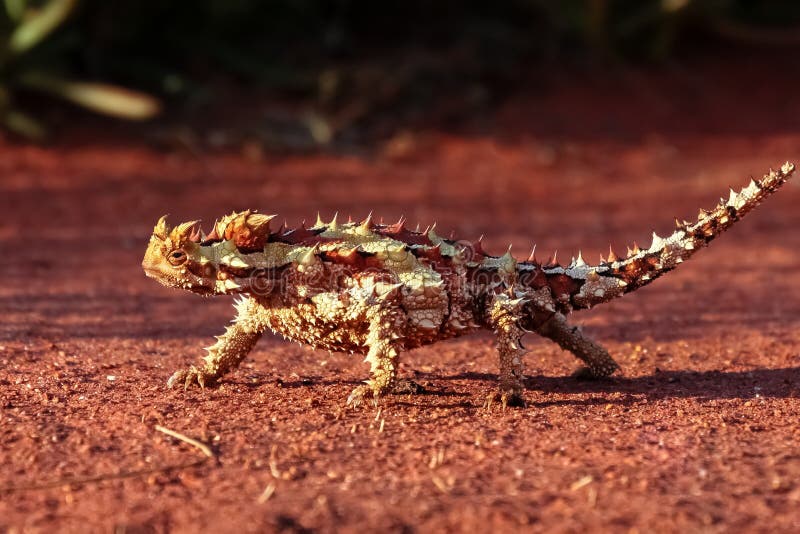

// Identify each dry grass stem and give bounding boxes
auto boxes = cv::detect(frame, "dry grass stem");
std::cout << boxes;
[155,425,215,458]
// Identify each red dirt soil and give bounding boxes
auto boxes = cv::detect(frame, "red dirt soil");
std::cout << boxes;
[2,52,800,533]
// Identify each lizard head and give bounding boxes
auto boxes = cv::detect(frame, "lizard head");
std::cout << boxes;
[142,215,218,295]
[143,211,279,296]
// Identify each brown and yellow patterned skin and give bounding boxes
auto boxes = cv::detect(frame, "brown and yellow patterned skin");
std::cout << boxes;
[142,162,794,408]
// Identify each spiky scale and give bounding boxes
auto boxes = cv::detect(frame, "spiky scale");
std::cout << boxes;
[356,212,374,236]
[298,243,320,266]
[649,232,665,251]
[527,244,537,262]
[544,250,558,268]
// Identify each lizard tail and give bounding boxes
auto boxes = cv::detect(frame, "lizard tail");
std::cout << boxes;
[563,162,795,310]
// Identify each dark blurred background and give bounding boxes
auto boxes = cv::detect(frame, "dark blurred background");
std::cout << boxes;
[1,0,799,146]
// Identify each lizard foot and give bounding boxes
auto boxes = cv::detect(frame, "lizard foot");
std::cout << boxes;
[167,366,217,390]
[346,385,379,409]
[571,364,620,381]
[484,389,527,410]
[390,378,425,395]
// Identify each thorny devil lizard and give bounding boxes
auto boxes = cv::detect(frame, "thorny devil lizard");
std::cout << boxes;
[142,162,795,408]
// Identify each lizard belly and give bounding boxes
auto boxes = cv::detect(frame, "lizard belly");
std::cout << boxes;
[257,290,480,353]
[261,300,370,353]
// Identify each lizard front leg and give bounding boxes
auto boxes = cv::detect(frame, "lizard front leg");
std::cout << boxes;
[536,311,620,379]
[346,303,406,408]
[486,294,528,408]
[167,296,265,389]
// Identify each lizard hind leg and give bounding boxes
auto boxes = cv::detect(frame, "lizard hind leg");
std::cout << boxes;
[536,312,620,379]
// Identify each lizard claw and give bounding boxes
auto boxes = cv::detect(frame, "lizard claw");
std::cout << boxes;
[484,389,527,410]
[167,366,215,390]
[346,385,378,409]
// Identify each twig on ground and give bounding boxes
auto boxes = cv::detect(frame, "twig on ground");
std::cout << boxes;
[257,482,276,503]
[155,425,215,458]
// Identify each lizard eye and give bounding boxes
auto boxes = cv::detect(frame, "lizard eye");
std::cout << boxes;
[167,249,187,266]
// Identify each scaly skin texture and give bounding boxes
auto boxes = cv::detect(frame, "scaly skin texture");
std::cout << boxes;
[142,162,795,408]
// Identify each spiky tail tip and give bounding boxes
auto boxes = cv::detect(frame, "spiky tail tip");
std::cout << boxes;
[569,162,795,308]
[613,161,794,288]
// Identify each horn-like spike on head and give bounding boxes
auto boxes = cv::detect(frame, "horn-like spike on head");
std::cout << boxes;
[632,242,641,255]
[607,246,618,263]
[205,219,221,241]
[315,212,324,228]
[189,224,203,243]
[527,244,537,262]
[329,212,339,230]
[575,250,586,267]
[170,220,201,246]
[153,215,170,240]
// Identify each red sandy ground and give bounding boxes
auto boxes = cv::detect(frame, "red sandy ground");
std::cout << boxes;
[2,52,800,533]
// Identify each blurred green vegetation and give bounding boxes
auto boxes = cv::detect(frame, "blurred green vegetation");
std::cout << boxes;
[0,0,160,139]
[2,0,800,140]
